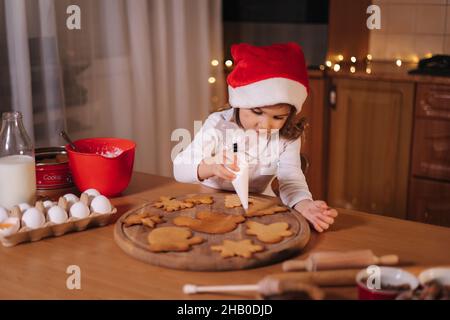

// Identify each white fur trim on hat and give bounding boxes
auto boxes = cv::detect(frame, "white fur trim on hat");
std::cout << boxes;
[228,77,307,113]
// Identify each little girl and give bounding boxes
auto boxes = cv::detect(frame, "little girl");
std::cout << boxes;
[173,43,337,232]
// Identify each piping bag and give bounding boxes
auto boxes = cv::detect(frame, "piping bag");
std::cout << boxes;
[229,142,249,210]
[214,119,250,210]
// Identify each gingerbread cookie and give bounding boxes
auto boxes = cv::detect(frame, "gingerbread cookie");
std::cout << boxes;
[245,202,289,217]
[123,212,163,228]
[184,195,214,205]
[246,221,293,243]
[211,239,264,258]
[173,211,245,234]
[148,226,204,252]
[153,196,194,212]
[224,194,254,208]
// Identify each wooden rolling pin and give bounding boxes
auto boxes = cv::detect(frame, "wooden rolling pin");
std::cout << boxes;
[184,277,323,300]
[282,250,399,272]
[183,269,359,299]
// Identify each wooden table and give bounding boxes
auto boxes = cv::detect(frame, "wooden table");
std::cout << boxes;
[1,172,450,299]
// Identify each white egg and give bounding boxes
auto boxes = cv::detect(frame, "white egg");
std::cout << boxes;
[69,202,90,219]
[90,195,112,214]
[0,206,8,222]
[43,200,56,210]
[0,217,20,237]
[64,193,79,204]
[47,206,68,224]
[84,188,101,197]
[21,208,45,229]
[18,203,31,212]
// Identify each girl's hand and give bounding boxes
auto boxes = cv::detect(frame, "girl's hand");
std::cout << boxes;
[294,199,338,232]
[197,151,240,181]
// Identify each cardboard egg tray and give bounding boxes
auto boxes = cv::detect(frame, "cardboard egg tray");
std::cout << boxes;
[0,207,117,247]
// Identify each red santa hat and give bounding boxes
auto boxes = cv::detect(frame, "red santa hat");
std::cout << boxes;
[227,42,309,114]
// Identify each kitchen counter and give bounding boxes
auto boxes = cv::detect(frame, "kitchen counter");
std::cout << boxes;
[1,172,450,299]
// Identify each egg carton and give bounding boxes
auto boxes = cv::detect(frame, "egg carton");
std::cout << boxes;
[0,193,117,247]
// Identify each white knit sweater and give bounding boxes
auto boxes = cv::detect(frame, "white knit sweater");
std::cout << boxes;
[173,109,313,208]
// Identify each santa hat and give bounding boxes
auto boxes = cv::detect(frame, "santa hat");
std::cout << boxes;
[227,43,309,114]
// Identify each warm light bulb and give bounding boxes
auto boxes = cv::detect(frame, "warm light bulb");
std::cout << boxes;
[366,67,372,74]
[351,56,356,63]
[337,54,344,61]
[333,64,341,72]
[211,59,219,66]
[396,59,402,67]
[325,60,332,67]
[319,64,325,71]
[225,60,233,67]
[366,54,372,61]
[208,77,216,84]
[350,66,356,73]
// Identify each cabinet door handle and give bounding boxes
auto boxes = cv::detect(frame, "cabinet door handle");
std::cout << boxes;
[329,85,337,109]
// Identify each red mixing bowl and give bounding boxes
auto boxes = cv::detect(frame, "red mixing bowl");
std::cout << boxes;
[66,138,136,197]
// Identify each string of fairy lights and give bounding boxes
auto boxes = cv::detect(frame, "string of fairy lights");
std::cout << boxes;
[320,52,433,74]
[207,51,434,97]
[208,59,234,107]
[208,59,233,84]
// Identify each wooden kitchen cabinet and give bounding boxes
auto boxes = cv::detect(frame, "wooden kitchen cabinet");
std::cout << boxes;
[327,78,414,219]
[271,71,328,201]
[408,178,450,227]
[412,118,450,181]
[412,84,450,182]
[298,73,328,200]
[408,83,450,227]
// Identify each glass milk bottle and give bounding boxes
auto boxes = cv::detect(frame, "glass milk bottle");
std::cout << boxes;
[0,112,36,209]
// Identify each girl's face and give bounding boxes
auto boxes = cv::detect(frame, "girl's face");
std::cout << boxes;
[238,104,292,132]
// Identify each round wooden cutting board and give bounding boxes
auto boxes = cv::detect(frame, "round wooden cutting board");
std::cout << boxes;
[114,193,310,271]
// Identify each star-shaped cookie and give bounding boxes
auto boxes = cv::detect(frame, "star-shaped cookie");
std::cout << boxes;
[153,196,194,212]
[211,239,264,258]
